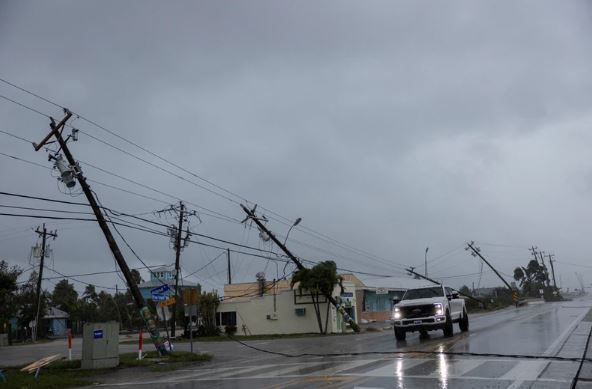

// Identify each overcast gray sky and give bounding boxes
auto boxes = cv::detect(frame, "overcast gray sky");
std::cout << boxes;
[1,1,592,294]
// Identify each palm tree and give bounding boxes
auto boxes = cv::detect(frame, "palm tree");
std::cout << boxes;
[291,261,343,334]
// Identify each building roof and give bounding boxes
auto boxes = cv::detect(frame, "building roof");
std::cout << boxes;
[151,265,173,273]
[138,280,194,289]
[362,276,436,290]
[44,307,69,319]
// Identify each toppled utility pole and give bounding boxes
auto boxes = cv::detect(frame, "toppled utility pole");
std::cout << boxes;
[33,110,168,354]
[240,204,360,333]
[466,241,519,304]
[529,246,550,287]
[547,253,558,291]
[405,267,485,307]
[33,223,57,342]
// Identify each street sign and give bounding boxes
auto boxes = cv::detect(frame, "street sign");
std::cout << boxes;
[151,293,167,301]
[150,284,170,295]
[159,296,176,307]
[184,305,198,317]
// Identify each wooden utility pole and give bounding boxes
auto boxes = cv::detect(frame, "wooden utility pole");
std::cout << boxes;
[530,246,550,287]
[548,253,558,290]
[227,248,232,285]
[466,242,515,292]
[241,204,360,332]
[33,224,57,342]
[171,201,185,338]
[405,267,485,307]
[33,110,168,354]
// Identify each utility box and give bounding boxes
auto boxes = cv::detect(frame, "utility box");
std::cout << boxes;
[81,321,119,369]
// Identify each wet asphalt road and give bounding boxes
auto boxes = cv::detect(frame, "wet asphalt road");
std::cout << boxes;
[91,297,592,388]
[5,297,592,388]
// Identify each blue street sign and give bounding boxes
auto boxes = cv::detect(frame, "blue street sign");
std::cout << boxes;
[151,293,167,301]
[93,330,103,339]
[150,284,170,295]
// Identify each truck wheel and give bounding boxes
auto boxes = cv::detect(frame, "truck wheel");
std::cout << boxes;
[459,308,469,332]
[394,328,406,341]
[443,310,453,337]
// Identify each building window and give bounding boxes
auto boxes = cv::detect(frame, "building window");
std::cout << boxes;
[216,312,237,326]
[363,291,404,312]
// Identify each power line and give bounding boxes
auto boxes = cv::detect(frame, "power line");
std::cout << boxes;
[1,122,410,273]
[0,131,241,224]
[45,267,118,291]
[0,87,413,273]
[0,143,408,277]
[183,250,228,279]
[0,204,94,215]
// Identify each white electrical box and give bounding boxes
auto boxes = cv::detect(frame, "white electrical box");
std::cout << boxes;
[82,321,119,369]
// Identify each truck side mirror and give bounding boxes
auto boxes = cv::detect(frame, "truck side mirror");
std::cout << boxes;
[393,298,401,305]
[451,292,459,299]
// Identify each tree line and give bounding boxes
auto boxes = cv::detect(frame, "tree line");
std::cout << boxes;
[0,260,220,341]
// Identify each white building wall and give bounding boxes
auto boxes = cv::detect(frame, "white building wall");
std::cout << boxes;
[218,282,357,335]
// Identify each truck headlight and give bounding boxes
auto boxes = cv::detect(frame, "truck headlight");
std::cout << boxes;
[393,307,401,320]
[434,303,443,316]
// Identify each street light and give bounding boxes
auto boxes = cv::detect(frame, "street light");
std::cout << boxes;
[425,247,429,278]
[283,217,302,246]
[280,217,302,280]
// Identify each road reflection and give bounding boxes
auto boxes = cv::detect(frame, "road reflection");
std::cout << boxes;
[438,345,449,388]
[395,358,404,389]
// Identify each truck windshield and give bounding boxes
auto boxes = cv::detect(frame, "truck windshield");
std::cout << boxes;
[402,287,444,300]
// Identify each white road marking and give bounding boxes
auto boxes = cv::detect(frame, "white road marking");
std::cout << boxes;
[500,360,548,381]
[343,358,425,377]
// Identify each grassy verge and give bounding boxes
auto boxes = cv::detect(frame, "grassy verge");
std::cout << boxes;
[0,360,90,389]
[0,352,212,388]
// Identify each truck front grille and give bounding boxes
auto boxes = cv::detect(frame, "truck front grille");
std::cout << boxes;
[400,304,435,318]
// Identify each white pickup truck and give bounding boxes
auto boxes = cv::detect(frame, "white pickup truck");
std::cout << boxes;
[392,285,468,341]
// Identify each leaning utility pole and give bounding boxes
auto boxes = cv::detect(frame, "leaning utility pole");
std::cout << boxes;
[548,253,558,290]
[33,224,57,342]
[466,242,516,293]
[172,201,184,338]
[33,110,167,354]
[241,204,360,332]
[405,267,485,307]
[530,246,550,287]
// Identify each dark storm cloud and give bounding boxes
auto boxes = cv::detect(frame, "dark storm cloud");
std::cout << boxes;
[1,1,592,291]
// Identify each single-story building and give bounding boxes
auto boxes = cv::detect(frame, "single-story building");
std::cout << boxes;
[217,275,359,335]
[44,307,69,338]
